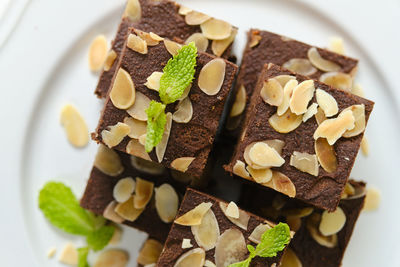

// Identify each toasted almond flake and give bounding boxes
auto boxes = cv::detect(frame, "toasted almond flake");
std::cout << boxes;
[126,139,151,160]
[263,171,296,198]
[126,91,151,121]
[178,5,192,15]
[282,58,317,76]
[314,109,355,145]
[351,83,365,97]
[101,122,130,148]
[232,160,250,179]
[247,166,273,184]
[286,216,302,232]
[130,156,165,175]
[315,107,327,125]
[47,247,57,258]
[59,243,78,266]
[185,33,209,52]
[260,78,284,106]
[123,117,147,139]
[173,97,193,123]
[328,36,345,55]
[198,58,226,95]
[265,139,285,155]
[175,202,213,226]
[230,85,246,117]
[290,151,319,176]
[191,209,220,251]
[174,248,205,267]
[316,89,338,117]
[103,201,125,223]
[123,0,141,21]
[219,202,250,230]
[134,29,160,46]
[215,228,248,266]
[306,213,338,248]
[289,79,315,115]
[278,79,298,116]
[88,35,108,71]
[319,207,346,236]
[360,136,369,156]
[179,84,192,100]
[269,109,303,134]
[341,182,356,199]
[281,248,302,267]
[182,239,193,249]
[155,183,179,223]
[244,141,282,170]
[155,112,172,162]
[342,104,366,137]
[364,187,381,211]
[114,196,144,221]
[275,75,296,88]
[225,201,240,219]
[104,49,118,71]
[185,11,211,25]
[204,260,216,267]
[282,207,314,218]
[134,178,154,209]
[94,249,129,267]
[319,72,353,91]
[249,142,285,168]
[315,138,337,173]
[200,18,232,40]
[138,134,146,145]
[127,33,148,54]
[249,223,272,244]
[171,157,195,173]
[137,239,163,265]
[149,32,163,41]
[164,39,182,56]
[308,47,341,72]
[60,104,89,147]
[110,68,136,109]
[113,177,136,203]
[303,103,319,122]
[249,33,262,48]
[109,226,122,245]
[212,28,237,57]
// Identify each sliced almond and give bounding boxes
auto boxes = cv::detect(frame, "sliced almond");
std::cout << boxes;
[198,58,226,95]
[281,248,302,267]
[178,5,192,15]
[247,166,273,184]
[265,139,286,155]
[155,183,179,223]
[109,226,122,245]
[360,136,369,156]
[123,117,147,139]
[315,107,327,125]
[47,247,57,258]
[156,112,172,162]
[286,216,302,232]
[130,156,165,175]
[101,122,130,148]
[60,104,89,147]
[219,202,250,230]
[126,91,151,121]
[232,160,250,179]
[260,78,284,106]
[351,83,365,97]
[134,29,161,46]
[171,157,195,173]
[212,28,237,57]
[185,11,211,25]
[182,239,193,249]
[144,71,163,91]
[137,239,163,265]
[263,171,296,198]
[248,223,271,244]
[225,201,240,219]
[134,177,154,209]
[328,36,345,55]
[315,138,337,173]
[113,177,136,203]
[200,18,232,40]
[126,139,151,160]
[123,0,141,21]
[191,209,220,251]
[342,104,366,137]
[174,248,205,267]
[303,103,318,122]
[306,213,338,248]
[59,243,78,266]
[114,195,144,222]
[289,79,315,115]
[164,39,182,56]
[204,260,216,267]
[94,249,129,267]
[244,141,283,169]
[248,142,285,168]
[282,58,317,76]
[316,89,338,117]
[103,201,125,223]
[290,151,319,176]
[110,68,136,109]
[127,33,148,54]
[249,32,262,48]
[314,109,355,145]
[139,134,146,146]
[230,85,246,117]
[179,84,192,101]
[173,97,193,123]
[215,228,248,267]
[364,187,381,211]
[88,35,108,71]
[104,49,117,71]
[277,79,298,116]
[282,207,314,218]
[319,207,346,236]
[185,33,209,52]
[275,75,296,88]
[307,47,341,72]
[174,202,213,226]
[319,72,353,92]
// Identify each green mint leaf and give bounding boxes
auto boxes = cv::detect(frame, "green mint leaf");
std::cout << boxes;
[228,258,252,267]
[159,42,197,104]
[255,223,291,258]
[86,225,115,251]
[38,182,95,236]
[77,247,90,267]
[145,100,167,152]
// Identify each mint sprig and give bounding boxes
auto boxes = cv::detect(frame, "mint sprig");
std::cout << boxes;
[77,247,90,267]
[228,223,291,267]
[145,100,167,152]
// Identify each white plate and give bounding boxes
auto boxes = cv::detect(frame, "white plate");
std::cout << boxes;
[1,0,399,266]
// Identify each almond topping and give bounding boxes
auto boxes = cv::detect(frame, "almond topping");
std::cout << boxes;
[269,109,303,134]
[211,28,237,57]
[126,139,151,160]
[360,136,369,156]
[316,89,338,117]
[265,139,286,155]
[94,249,129,267]
[215,229,247,267]
[131,156,165,175]
[156,112,172,162]
[134,178,154,209]
[60,104,89,147]
[290,151,319,176]
[94,144,124,176]
[47,247,57,258]
[319,72,353,92]
[225,201,240,219]
[315,107,327,125]
[179,84,192,100]
[307,47,341,72]
[200,19,232,40]
[104,49,117,71]
[127,33,148,54]
[328,36,345,54]
[351,83,365,97]
[185,33,209,52]
[185,11,211,25]
[101,122,130,148]
[204,260,216,267]
[282,58,317,76]
[342,104,366,137]
[114,196,144,222]
[232,160,250,179]
[248,142,285,168]
[174,248,205,267]
[303,103,319,122]
[306,213,338,248]
[126,91,151,121]
[173,97,193,123]
[249,223,272,244]
[123,0,141,21]
[319,207,346,236]
[137,239,163,266]
[263,171,296,198]
[247,166,273,184]
[274,75,296,88]
[277,79,298,116]
[109,226,122,245]
[182,239,193,249]
[282,207,314,218]
[191,209,220,251]
[286,216,302,232]
[171,157,195,173]
[219,202,250,230]
[260,78,284,106]
[110,68,136,109]
[138,134,146,146]
[281,248,302,267]
[178,5,192,15]
[123,117,147,139]
[289,80,315,115]
[230,85,246,117]
[164,39,182,56]
[315,138,337,173]
[175,202,213,226]
[198,58,226,95]
[155,184,179,223]
[249,33,262,48]
[88,35,108,71]
[244,142,282,170]
[134,29,161,46]
[59,243,78,266]
[364,187,381,211]
[103,201,124,223]
[113,177,136,203]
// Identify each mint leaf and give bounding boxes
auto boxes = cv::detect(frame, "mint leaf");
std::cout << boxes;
[145,100,167,152]
[38,182,95,236]
[77,247,90,267]
[255,222,291,258]
[159,42,197,104]
[228,258,251,267]
[86,225,115,251]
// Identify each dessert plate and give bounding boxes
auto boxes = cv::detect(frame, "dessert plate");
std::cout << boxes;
[1,0,399,266]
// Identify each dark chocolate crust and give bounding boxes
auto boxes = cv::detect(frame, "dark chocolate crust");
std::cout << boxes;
[226,64,374,211]
[95,0,235,98]
[94,29,238,179]
[157,188,286,267]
